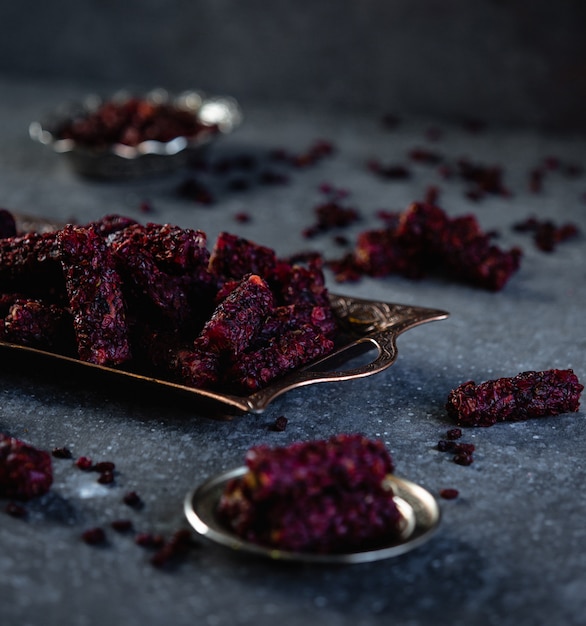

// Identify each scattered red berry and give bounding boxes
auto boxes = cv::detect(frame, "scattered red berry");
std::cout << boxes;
[439,488,459,500]
[270,415,288,432]
[75,456,93,471]
[52,447,73,459]
[150,529,197,569]
[93,461,115,473]
[513,216,580,252]
[303,199,360,239]
[82,527,106,545]
[123,491,144,508]
[234,211,251,223]
[135,532,165,548]
[453,452,474,466]
[97,471,115,485]
[111,519,134,532]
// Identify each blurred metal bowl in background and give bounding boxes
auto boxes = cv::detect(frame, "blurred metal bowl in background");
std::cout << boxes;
[29,88,242,179]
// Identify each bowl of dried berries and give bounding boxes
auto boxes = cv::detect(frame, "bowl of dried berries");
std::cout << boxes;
[29,88,242,179]
[184,434,441,563]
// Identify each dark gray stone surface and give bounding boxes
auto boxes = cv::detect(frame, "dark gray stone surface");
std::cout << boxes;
[1,0,586,129]
[0,75,585,626]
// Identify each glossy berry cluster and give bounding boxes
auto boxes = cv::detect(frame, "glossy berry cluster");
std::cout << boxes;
[218,434,403,553]
[0,213,338,393]
[446,369,584,427]
[0,433,53,500]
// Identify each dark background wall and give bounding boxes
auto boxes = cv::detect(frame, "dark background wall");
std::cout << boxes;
[1,0,585,129]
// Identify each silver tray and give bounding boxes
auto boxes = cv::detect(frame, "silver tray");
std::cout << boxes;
[0,295,448,416]
[184,467,441,563]
[29,88,242,179]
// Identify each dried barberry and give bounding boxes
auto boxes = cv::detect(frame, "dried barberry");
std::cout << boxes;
[446,428,462,440]
[123,491,144,508]
[52,447,73,459]
[111,519,134,532]
[303,197,361,239]
[92,461,115,473]
[135,532,165,548]
[446,369,584,427]
[289,139,335,168]
[455,158,510,199]
[218,434,402,553]
[439,488,459,500]
[75,456,93,471]
[234,212,251,223]
[0,434,53,500]
[437,440,456,453]
[270,416,288,432]
[453,452,474,466]
[512,216,580,252]
[81,527,106,545]
[97,471,115,485]
[150,529,197,569]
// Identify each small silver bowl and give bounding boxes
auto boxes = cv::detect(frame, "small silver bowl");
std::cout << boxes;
[29,88,242,179]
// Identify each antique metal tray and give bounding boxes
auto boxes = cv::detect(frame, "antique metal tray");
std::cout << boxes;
[184,468,441,563]
[29,88,242,178]
[0,295,448,415]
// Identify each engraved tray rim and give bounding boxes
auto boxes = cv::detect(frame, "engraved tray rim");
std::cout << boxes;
[0,294,448,416]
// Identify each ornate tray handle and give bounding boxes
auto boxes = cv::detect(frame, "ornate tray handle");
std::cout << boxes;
[244,297,449,413]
